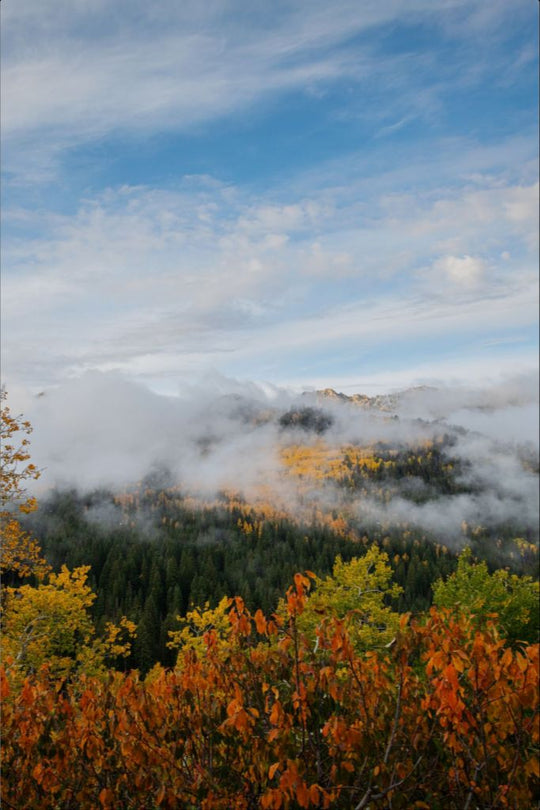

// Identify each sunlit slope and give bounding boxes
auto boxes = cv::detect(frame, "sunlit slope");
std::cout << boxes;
[107,432,538,567]
[280,440,441,481]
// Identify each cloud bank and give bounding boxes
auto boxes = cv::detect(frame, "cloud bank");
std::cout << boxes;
[12,371,538,543]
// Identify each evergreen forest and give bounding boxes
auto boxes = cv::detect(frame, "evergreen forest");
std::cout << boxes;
[1,392,539,808]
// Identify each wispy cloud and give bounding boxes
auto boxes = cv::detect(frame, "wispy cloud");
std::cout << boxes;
[2,149,537,391]
[1,0,537,395]
[2,0,535,182]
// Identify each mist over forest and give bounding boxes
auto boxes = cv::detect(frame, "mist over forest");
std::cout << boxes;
[16,369,539,545]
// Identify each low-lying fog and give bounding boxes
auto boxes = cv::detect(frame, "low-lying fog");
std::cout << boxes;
[9,370,539,541]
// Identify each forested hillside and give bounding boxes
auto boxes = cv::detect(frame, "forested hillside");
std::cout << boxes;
[17,412,538,673]
[1,391,539,808]
[20,474,537,673]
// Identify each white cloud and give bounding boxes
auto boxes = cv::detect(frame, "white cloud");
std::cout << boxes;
[228,274,538,360]
[294,355,540,397]
[2,156,538,392]
[0,1,384,178]
[7,369,537,543]
[2,0,535,183]
[2,0,538,398]
[432,254,485,287]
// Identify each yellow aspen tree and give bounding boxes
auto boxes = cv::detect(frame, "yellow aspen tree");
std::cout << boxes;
[0,390,48,578]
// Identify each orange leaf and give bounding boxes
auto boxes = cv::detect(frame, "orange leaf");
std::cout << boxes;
[262,790,282,810]
[270,701,281,725]
[442,663,459,691]
[254,609,267,635]
[99,788,115,808]
[32,763,44,782]
[399,613,410,629]
[294,573,308,593]
[516,652,528,672]
[297,781,310,808]
[269,762,280,779]
[235,708,249,732]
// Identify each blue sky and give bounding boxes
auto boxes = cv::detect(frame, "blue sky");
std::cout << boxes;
[1,0,538,397]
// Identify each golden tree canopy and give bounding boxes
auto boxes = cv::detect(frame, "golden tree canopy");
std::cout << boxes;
[1,390,47,578]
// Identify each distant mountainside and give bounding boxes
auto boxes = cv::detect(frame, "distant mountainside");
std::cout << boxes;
[13,378,538,677]
[311,385,437,413]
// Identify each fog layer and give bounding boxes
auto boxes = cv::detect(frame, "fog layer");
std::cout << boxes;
[13,370,539,541]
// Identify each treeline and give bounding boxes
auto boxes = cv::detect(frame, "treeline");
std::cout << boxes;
[22,486,536,673]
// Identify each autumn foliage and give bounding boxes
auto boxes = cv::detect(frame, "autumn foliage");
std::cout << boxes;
[1,393,539,808]
[2,576,538,809]
[0,390,48,579]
